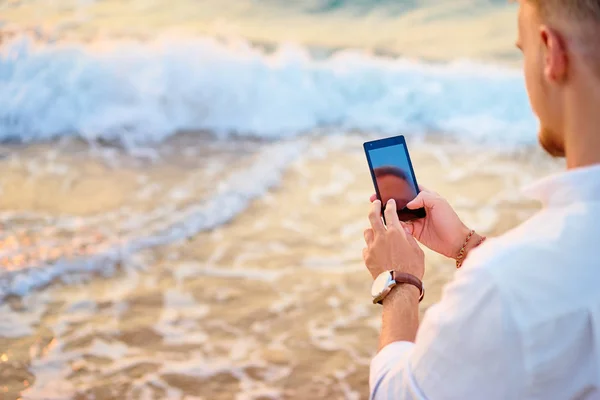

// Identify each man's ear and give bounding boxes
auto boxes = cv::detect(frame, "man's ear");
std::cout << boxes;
[540,25,568,83]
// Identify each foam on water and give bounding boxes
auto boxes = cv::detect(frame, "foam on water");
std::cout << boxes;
[0,35,535,146]
[0,140,306,300]
[0,292,49,337]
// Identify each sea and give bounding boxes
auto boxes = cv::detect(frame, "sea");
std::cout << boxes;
[0,0,562,399]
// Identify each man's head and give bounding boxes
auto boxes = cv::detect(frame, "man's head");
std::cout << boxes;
[374,166,417,210]
[516,0,600,157]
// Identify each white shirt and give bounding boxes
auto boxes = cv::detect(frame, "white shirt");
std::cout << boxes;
[370,164,600,400]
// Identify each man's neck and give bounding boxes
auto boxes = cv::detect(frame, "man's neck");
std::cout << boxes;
[564,83,600,169]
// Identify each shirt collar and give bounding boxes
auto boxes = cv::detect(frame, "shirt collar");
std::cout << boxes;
[523,163,600,207]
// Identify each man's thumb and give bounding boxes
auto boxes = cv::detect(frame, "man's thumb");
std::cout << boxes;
[406,192,426,210]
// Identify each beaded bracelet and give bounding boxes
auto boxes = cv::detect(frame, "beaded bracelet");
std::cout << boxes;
[456,230,487,269]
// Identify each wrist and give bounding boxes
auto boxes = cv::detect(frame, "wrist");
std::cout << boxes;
[453,225,473,259]
[372,270,424,305]
[463,232,484,255]
[382,282,420,306]
[455,229,486,268]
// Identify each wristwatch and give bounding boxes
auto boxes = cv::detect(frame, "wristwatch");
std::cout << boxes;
[371,270,424,305]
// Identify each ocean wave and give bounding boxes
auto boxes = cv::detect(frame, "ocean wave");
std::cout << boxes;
[0,35,535,145]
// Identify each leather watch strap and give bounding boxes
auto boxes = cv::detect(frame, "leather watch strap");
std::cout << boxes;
[392,271,424,302]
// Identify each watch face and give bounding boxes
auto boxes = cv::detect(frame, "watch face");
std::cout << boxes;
[371,271,393,298]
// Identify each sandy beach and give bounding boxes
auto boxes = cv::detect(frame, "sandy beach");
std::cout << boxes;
[0,133,562,399]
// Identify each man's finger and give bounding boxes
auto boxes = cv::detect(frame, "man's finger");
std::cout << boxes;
[400,223,422,250]
[368,200,386,234]
[401,221,415,236]
[384,199,403,230]
[370,194,377,203]
[364,228,374,245]
[362,247,368,261]
[406,191,435,210]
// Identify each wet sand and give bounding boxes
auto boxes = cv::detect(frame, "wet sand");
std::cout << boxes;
[0,133,562,399]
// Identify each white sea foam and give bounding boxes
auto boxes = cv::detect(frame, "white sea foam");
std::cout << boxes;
[0,35,535,146]
[0,292,49,338]
[0,140,305,300]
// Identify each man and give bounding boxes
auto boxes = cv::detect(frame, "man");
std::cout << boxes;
[373,166,418,220]
[363,1,600,399]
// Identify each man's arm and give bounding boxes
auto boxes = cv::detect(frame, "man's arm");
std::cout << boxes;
[363,199,425,351]
[379,284,420,350]
[376,229,485,350]
[370,266,524,400]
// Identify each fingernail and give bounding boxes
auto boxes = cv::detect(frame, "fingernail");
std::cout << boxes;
[387,199,395,206]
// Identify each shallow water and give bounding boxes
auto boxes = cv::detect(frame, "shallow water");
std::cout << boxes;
[0,133,562,399]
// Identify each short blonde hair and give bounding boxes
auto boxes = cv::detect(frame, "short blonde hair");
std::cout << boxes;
[527,0,600,78]
[528,0,600,21]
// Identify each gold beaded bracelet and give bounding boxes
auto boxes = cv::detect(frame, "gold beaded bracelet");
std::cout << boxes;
[456,230,487,269]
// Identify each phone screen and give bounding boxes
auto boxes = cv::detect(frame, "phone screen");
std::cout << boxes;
[367,142,422,221]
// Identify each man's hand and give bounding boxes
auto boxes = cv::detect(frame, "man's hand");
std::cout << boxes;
[364,198,423,348]
[363,199,425,281]
[370,188,473,260]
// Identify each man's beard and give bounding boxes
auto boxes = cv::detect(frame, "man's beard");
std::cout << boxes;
[539,126,566,157]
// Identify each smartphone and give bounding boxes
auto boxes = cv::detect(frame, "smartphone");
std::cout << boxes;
[363,135,426,222]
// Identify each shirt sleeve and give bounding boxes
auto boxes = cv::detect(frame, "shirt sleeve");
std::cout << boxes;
[369,266,524,400]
